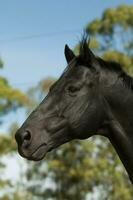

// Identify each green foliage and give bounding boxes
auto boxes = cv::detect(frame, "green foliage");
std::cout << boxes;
[0,59,31,199]
[0,58,29,154]
[86,4,133,60]
[0,59,4,69]
[26,138,133,200]
[103,50,133,74]
[86,4,133,35]
[0,191,32,200]
[0,135,16,155]
[0,75,29,116]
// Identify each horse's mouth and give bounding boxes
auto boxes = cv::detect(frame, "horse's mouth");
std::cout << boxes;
[19,143,49,161]
[18,126,72,161]
[30,143,48,161]
[19,143,54,161]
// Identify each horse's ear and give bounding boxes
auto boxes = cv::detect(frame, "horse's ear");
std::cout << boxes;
[80,42,96,65]
[80,42,100,70]
[64,44,75,63]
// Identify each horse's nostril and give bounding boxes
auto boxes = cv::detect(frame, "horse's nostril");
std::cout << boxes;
[23,130,31,141]
[15,130,31,145]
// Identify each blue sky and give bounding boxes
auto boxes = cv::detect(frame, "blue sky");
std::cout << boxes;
[0,0,132,130]
[0,0,132,90]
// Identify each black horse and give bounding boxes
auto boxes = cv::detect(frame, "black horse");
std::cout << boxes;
[15,38,133,184]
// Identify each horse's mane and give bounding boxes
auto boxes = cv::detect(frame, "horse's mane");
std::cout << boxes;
[78,36,133,90]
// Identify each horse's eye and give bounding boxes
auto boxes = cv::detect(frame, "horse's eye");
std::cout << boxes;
[67,85,79,93]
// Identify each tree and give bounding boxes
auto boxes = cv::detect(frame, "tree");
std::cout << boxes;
[25,4,133,200]
[86,4,133,69]
[0,56,29,154]
[0,58,31,199]
[0,60,29,117]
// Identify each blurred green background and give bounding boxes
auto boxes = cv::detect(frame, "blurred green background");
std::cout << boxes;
[0,1,133,200]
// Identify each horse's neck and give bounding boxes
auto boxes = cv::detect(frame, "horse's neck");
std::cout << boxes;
[102,83,133,183]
